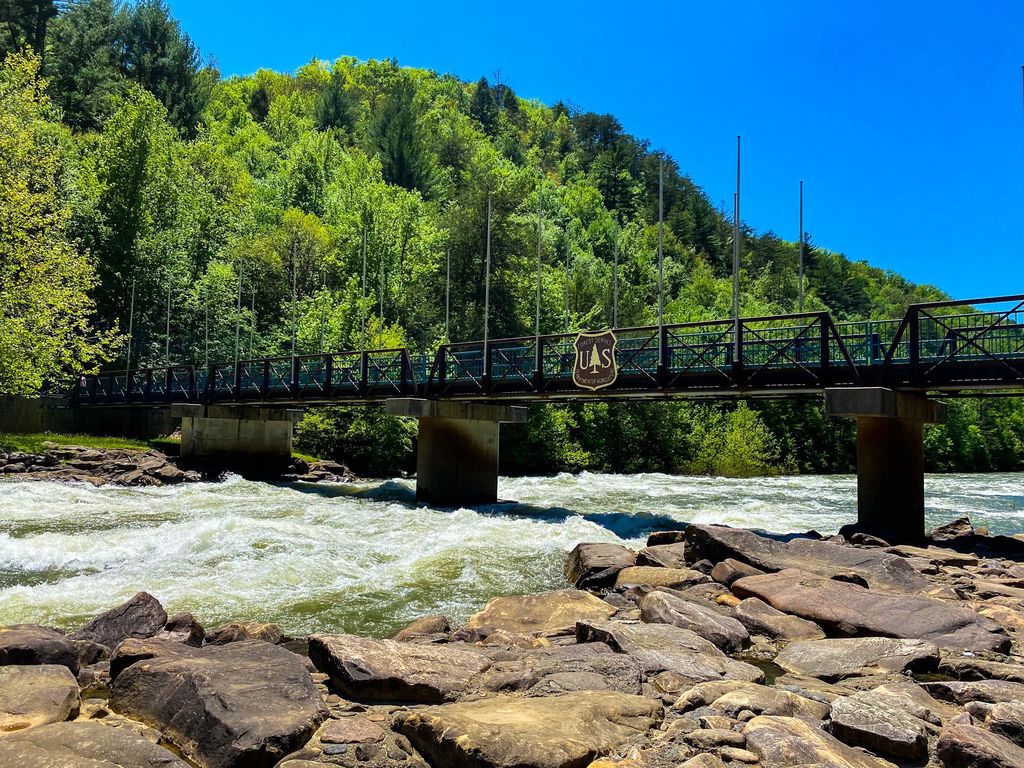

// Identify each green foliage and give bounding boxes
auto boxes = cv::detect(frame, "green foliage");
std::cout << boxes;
[294,407,415,477]
[0,50,114,394]
[0,0,56,61]
[0,430,153,453]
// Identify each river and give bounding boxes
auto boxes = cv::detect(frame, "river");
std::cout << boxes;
[1,472,1021,637]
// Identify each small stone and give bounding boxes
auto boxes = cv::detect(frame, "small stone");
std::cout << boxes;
[320,716,386,744]
[717,746,759,763]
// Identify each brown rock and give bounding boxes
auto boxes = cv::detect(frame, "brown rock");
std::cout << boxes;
[732,596,825,641]
[0,665,80,733]
[71,592,167,649]
[636,542,688,569]
[743,714,897,768]
[320,716,387,744]
[987,701,1024,747]
[924,679,1024,705]
[0,625,79,675]
[710,558,765,587]
[733,568,1009,652]
[205,619,283,645]
[775,637,939,681]
[936,722,1024,768]
[566,543,636,589]
[0,720,189,766]
[829,689,929,760]
[614,566,710,589]
[308,633,490,702]
[153,611,205,647]
[390,614,451,641]
[463,589,616,636]
[397,691,663,768]
[639,589,748,652]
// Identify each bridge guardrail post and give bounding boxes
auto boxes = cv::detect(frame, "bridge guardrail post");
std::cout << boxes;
[533,340,544,392]
[360,352,369,397]
[819,313,831,384]
[908,308,920,384]
[261,360,270,398]
[290,357,300,399]
[483,345,493,393]
[732,321,745,387]
[233,361,241,400]
[189,367,197,402]
[324,354,333,398]
[658,326,670,387]
[437,348,447,394]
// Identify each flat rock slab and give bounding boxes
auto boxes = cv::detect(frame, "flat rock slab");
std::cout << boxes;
[924,679,1024,705]
[0,625,79,674]
[639,589,748,652]
[686,524,928,594]
[396,691,663,768]
[576,620,763,684]
[0,720,188,767]
[775,637,939,681]
[0,664,80,734]
[566,543,635,589]
[475,642,642,695]
[936,722,1024,768]
[614,566,709,589]
[733,568,1009,652]
[676,680,831,720]
[309,633,490,702]
[829,689,929,760]
[732,596,825,641]
[636,543,688,569]
[110,639,327,768]
[463,590,615,636]
[742,715,897,768]
[72,592,167,649]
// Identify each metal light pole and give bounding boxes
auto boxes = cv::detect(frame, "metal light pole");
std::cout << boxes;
[733,136,742,354]
[658,156,665,361]
[444,247,451,342]
[483,193,492,372]
[203,284,209,367]
[249,288,256,357]
[612,215,619,328]
[234,260,242,368]
[564,238,570,332]
[535,178,542,346]
[360,224,368,351]
[290,242,298,358]
[125,277,136,374]
[799,180,805,313]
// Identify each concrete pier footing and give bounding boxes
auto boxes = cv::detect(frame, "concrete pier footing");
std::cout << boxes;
[170,404,304,461]
[826,387,947,543]
[385,399,527,505]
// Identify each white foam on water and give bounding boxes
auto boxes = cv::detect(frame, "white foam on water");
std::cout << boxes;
[0,471,1020,637]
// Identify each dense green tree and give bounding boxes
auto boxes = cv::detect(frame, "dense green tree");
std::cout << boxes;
[47,0,120,131]
[0,0,56,61]
[366,73,437,197]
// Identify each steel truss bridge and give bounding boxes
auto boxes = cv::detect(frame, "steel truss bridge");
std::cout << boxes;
[74,295,1024,406]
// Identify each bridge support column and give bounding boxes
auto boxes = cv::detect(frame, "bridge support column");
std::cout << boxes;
[386,399,527,505]
[171,404,303,463]
[826,388,947,543]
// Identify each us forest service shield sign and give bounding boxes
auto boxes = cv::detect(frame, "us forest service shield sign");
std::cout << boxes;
[573,330,619,391]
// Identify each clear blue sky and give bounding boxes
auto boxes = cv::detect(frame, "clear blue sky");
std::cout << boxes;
[167,0,1024,300]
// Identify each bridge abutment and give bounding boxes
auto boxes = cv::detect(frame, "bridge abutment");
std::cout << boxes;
[826,387,947,543]
[171,404,303,464]
[386,399,527,505]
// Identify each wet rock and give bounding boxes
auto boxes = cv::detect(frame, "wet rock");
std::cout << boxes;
[110,639,327,768]
[709,558,765,587]
[775,637,939,681]
[686,524,929,593]
[576,620,763,684]
[0,720,189,766]
[71,592,167,649]
[635,543,689,569]
[936,722,1024,768]
[0,625,79,674]
[731,596,825,641]
[205,619,283,645]
[390,615,451,641]
[732,568,1010,652]
[153,611,205,646]
[924,679,1024,705]
[743,714,897,768]
[308,633,490,702]
[829,689,929,760]
[396,691,662,768]
[0,664,80,733]
[639,589,748,652]
[987,701,1024,747]
[463,589,616,636]
[475,642,642,695]
[567,543,636,589]
[615,566,709,590]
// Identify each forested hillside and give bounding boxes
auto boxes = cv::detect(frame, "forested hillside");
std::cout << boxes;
[3,0,1022,476]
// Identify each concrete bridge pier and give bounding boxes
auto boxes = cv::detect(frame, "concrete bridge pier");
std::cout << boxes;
[826,387,947,543]
[386,398,527,505]
[171,404,304,463]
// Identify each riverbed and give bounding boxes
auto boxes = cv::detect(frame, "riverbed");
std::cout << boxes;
[1,472,1021,637]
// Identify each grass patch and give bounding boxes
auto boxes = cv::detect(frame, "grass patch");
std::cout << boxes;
[0,432,160,454]
[291,450,323,464]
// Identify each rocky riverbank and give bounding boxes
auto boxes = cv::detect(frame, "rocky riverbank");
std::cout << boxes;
[0,443,353,486]
[4,517,1024,767]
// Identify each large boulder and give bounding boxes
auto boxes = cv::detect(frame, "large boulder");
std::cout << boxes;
[614,566,709,590]
[675,680,831,720]
[308,633,490,702]
[742,715,897,768]
[936,723,1024,768]
[110,640,327,768]
[639,589,748,652]
[686,524,928,593]
[390,615,451,641]
[0,720,188,767]
[987,701,1024,747]
[636,543,688,569]
[205,620,283,645]
[566,543,635,589]
[0,665,80,733]
[463,590,615,636]
[109,636,195,681]
[396,691,662,768]
[829,689,930,760]
[731,596,825,641]
[775,637,940,681]
[923,679,1024,705]
[72,592,167,649]
[0,625,79,674]
[733,568,1010,652]
[474,642,642,695]
[576,620,763,684]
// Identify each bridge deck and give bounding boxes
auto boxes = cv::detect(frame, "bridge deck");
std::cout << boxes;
[74,295,1024,406]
